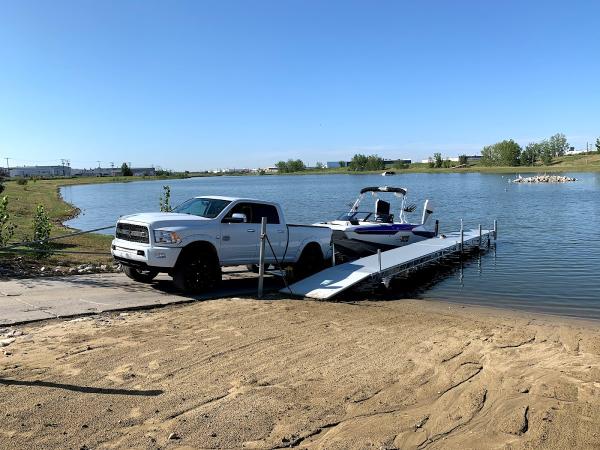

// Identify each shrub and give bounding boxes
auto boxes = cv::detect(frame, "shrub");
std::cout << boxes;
[0,196,16,247]
[32,205,52,256]
[159,185,172,212]
[16,177,28,185]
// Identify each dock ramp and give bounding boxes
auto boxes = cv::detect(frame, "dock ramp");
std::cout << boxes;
[283,229,492,300]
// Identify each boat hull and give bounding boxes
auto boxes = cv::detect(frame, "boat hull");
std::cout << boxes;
[331,224,436,259]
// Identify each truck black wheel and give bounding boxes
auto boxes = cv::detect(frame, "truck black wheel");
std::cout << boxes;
[173,251,221,294]
[294,245,324,280]
[122,266,159,283]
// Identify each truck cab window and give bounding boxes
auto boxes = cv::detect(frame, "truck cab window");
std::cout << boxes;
[223,203,254,223]
[173,198,231,218]
[250,204,280,224]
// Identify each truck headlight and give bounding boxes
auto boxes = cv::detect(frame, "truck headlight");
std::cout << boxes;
[153,230,182,244]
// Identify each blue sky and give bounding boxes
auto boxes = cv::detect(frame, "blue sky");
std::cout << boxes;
[1,1,598,171]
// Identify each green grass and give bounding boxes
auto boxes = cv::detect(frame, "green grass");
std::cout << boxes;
[1,175,183,267]
[299,153,600,175]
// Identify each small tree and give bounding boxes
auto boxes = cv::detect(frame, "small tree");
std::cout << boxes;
[0,196,15,247]
[521,143,538,166]
[433,153,443,168]
[315,162,324,169]
[121,163,133,176]
[338,161,346,168]
[540,144,553,165]
[159,185,172,212]
[365,155,385,170]
[548,133,569,157]
[427,157,435,168]
[393,160,408,170]
[596,137,600,154]
[349,154,369,171]
[288,159,306,172]
[480,140,522,166]
[275,161,289,173]
[32,205,52,256]
[458,154,468,166]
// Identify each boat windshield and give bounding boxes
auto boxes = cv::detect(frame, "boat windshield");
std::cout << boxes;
[337,211,373,222]
[172,198,231,218]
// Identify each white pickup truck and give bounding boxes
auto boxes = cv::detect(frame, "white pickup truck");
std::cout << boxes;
[111,196,332,293]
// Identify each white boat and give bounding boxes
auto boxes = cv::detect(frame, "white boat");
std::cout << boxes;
[381,171,396,176]
[315,186,436,259]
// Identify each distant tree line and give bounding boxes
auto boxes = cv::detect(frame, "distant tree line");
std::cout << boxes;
[481,133,570,167]
[275,159,306,173]
[348,154,385,171]
[426,152,460,169]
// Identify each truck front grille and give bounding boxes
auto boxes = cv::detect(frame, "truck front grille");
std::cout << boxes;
[116,223,150,243]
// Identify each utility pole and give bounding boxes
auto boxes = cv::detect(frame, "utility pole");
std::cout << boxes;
[60,158,67,176]
[110,162,114,176]
[5,157,10,171]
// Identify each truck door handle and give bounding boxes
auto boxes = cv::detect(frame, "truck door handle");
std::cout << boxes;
[247,229,256,232]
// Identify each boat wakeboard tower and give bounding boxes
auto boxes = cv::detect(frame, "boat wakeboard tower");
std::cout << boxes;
[316,186,437,259]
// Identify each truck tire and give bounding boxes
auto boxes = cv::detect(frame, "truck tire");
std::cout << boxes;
[293,245,325,280]
[173,250,221,294]
[122,266,159,283]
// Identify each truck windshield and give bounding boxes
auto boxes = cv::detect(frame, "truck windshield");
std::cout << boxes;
[172,198,231,218]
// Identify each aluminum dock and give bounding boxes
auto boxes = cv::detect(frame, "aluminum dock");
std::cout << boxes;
[283,227,495,300]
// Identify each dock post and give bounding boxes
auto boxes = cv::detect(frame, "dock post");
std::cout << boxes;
[478,224,482,249]
[493,219,498,240]
[460,219,464,254]
[331,243,336,266]
[435,219,439,237]
[258,217,267,298]
[377,249,382,273]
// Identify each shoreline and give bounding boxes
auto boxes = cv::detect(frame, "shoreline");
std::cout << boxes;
[198,164,600,177]
[1,175,184,271]
[2,295,599,449]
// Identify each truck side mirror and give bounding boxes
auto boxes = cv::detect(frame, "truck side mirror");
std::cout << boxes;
[224,213,247,223]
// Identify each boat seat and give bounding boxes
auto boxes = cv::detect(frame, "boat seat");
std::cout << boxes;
[374,199,393,223]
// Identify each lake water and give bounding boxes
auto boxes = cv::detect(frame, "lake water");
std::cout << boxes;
[62,173,600,319]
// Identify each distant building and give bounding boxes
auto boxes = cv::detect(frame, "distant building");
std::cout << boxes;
[72,167,156,177]
[383,159,411,165]
[131,167,156,176]
[326,161,349,169]
[72,167,118,177]
[327,159,411,169]
[421,155,481,164]
[9,165,71,177]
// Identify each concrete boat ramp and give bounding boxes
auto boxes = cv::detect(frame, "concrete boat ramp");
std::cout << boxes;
[0,267,280,326]
[1,229,495,325]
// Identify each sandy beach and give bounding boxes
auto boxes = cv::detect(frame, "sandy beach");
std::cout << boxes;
[1,297,600,449]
